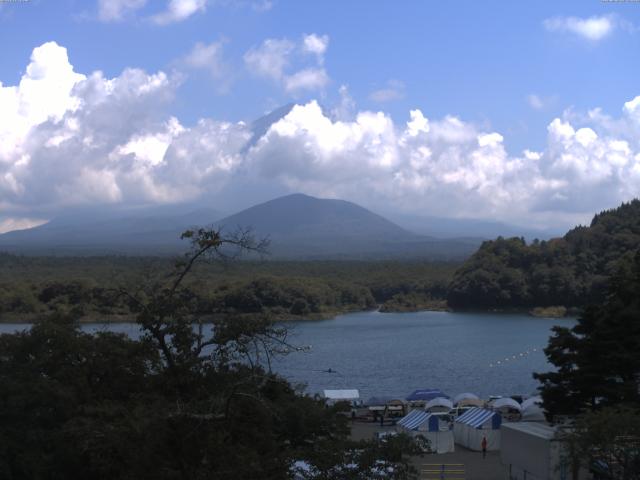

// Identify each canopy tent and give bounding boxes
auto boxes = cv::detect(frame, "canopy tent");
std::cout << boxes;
[521,396,542,410]
[396,410,454,454]
[397,410,437,430]
[492,397,522,411]
[406,389,449,402]
[453,408,501,451]
[425,397,454,412]
[367,397,406,416]
[453,392,479,405]
[457,398,484,408]
[521,403,546,422]
[323,389,360,406]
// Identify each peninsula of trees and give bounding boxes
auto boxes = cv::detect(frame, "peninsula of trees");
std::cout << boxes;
[447,200,640,311]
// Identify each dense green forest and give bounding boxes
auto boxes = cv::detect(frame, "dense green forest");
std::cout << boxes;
[0,254,457,322]
[0,229,421,479]
[448,199,640,310]
[4,199,638,320]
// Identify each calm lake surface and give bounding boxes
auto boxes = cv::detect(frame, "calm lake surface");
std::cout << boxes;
[0,310,575,400]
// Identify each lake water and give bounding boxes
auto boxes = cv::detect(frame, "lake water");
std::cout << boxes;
[0,310,575,401]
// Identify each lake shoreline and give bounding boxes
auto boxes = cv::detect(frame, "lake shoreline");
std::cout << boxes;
[0,302,578,324]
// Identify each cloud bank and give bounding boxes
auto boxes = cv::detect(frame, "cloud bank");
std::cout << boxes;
[2,42,640,231]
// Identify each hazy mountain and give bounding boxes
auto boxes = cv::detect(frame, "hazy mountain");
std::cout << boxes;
[0,206,221,255]
[214,193,480,259]
[0,193,481,259]
[389,212,562,241]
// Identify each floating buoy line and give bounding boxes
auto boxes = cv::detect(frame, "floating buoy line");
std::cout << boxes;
[489,347,541,368]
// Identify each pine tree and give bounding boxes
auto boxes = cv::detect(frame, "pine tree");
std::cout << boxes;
[534,251,640,419]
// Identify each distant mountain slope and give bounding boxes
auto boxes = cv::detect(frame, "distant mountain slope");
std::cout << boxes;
[447,199,640,309]
[390,212,561,241]
[0,207,220,255]
[0,193,482,259]
[244,103,295,151]
[215,193,480,259]
[218,193,414,239]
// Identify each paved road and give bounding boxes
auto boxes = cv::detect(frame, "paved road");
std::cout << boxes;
[413,448,506,480]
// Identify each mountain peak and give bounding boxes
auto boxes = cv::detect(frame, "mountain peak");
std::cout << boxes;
[0,194,480,259]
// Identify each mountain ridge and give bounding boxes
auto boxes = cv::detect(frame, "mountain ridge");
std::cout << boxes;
[0,193,479,259]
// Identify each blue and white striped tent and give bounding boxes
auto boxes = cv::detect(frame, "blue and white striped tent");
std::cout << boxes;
[455,407,501,429]
[453,408,502,451]
[397,410,438,432]
[396,410,455,453]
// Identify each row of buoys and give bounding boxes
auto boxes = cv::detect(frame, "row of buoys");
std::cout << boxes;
[489,348,539,367]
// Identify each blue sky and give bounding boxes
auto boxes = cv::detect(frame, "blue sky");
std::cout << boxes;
[1,0,640,232]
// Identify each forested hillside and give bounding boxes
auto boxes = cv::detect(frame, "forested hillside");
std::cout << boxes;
[447,200,640,309]
[0,255,456,321]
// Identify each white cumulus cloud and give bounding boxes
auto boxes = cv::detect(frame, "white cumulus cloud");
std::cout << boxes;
[284,68,329,93]
[302,33,329,63]
[0,217,47,235]
[0,41,248,217]
[182,40,232,92]
[152,0,207,25]
[244,34,330,94]
[98,0,147,21]
[2,41,640,232]
[370,80,405,103]
[543,14,616,41]
[243,38,295,81]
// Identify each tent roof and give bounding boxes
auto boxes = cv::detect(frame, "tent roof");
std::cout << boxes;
[492,397,522,411]
[522,403,546,422]
[455,407,499,428]
[406,389,449,401]
[323,389,359,400]
[502,422,557,440]
[425,397,454,410]
[521,396,542,410]
[457,398,484,407]
[397,410,436,430]
[453,392,479,404]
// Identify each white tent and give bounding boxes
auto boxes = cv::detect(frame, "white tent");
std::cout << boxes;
[453,408,501,451]
[323,389,360,406]
[521,403,546,422]
[396,410,454,454]
[453,392,479,405]
[521,396,542,410]
[492,397,522,411]
[425,397,453,412]
[456,398,484,408]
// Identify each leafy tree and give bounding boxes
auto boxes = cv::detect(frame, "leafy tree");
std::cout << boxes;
[0,228,419,479]
[448,200,640,309]
[561,407,640,480]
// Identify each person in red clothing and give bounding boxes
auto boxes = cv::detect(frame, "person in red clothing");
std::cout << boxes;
[481,435,487,459]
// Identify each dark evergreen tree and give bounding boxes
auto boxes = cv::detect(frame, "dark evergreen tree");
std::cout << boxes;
[534,250,640,419]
